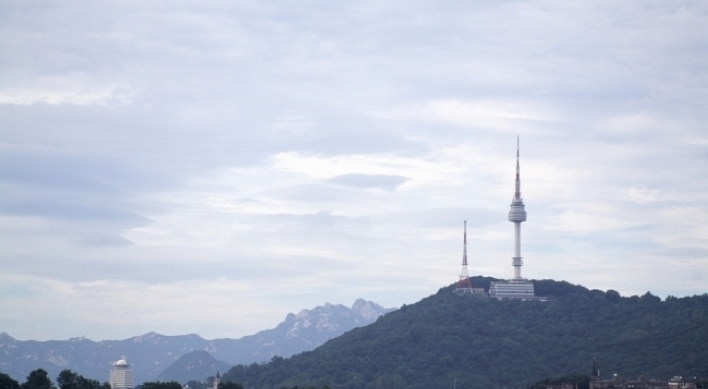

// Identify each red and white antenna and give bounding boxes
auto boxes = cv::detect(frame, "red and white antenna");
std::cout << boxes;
[456,221,473,292]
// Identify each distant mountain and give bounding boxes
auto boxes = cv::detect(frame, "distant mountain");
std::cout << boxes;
[155,350,231,383]
[222,278,708,389]
[0,332,209,386]
[221,299,396,364]
[0,299,394,385]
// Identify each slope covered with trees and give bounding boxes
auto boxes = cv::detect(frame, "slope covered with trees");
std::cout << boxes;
[222,277,708,389]
[155,350,232,383]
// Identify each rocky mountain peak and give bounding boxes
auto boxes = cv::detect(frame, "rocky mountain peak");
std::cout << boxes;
[351,299,389,321]
[69,336,90,342]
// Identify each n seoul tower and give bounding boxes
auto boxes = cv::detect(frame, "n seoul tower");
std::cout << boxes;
[488,137,535,299]
[508,136,527,279]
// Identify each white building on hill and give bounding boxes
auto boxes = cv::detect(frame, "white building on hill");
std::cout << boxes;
[110,359,133,389]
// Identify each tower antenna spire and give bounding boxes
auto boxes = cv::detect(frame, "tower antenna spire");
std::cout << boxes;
[515,135,521,200]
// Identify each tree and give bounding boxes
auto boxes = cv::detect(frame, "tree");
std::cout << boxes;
[0,373,20,389]
[21,370,53,389]
[56,370,79,389]
[56,370,107,389]
[186,381,208,389]
[140,382,182,389]
[530,375,591,389]
[217,383,243,389]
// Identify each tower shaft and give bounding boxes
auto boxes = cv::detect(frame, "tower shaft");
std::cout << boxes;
[513,223,522,278]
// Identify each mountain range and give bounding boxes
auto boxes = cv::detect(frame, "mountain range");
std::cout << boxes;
[0,299,394,385]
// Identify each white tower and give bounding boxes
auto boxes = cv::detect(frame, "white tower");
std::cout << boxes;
[488,137,535,300]
[109,358,133,389]
[508,136,527,279]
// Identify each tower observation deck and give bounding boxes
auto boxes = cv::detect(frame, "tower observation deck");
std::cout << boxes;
[489,137,536,300]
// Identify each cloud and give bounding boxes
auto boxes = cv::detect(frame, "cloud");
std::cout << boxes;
[0,82,134,106]
[0,199,150,223]
[0,0,707,341]
[325,174,408,191]
[620,188,659,204]
[373,207,502,229]
[382,100,560,132]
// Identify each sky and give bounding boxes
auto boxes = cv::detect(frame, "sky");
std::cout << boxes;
[1,1,707,342]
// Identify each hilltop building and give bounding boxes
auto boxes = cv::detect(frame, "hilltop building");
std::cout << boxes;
[489,137,536,300]
[109,359,133,389]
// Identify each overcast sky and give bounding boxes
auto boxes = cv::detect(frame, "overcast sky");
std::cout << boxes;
[1,1,707,341]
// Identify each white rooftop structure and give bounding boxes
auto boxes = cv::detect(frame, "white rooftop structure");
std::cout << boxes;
[110,358,133,389]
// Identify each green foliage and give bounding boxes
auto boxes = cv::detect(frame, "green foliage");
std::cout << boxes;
[0,373,21,389]
[187,381,210,389]
[56,370,107,389]
[529,375,590,389]
[140,382,182,389]
[218,382,243,389]
[21,370,53,389]
[276,386,329,389]
[222,279,708,389]
[695,380,708,389]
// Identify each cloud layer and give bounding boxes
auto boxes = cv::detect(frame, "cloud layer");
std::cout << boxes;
[1,0,707,341]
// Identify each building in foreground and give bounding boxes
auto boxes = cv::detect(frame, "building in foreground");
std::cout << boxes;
[489,137,536,300]
[585,359,700,389]
[544,360,703,389]
[109,359,133,389]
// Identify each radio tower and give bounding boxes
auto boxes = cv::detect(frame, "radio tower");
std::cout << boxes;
[455,220,473,294]
[509,135,527,279]
[488,136,535,299]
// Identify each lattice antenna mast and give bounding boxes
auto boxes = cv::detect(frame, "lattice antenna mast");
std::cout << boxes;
[455,220,473,292]
[460,220,469,279]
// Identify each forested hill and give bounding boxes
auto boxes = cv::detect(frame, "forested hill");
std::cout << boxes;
[222,277,708,389]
